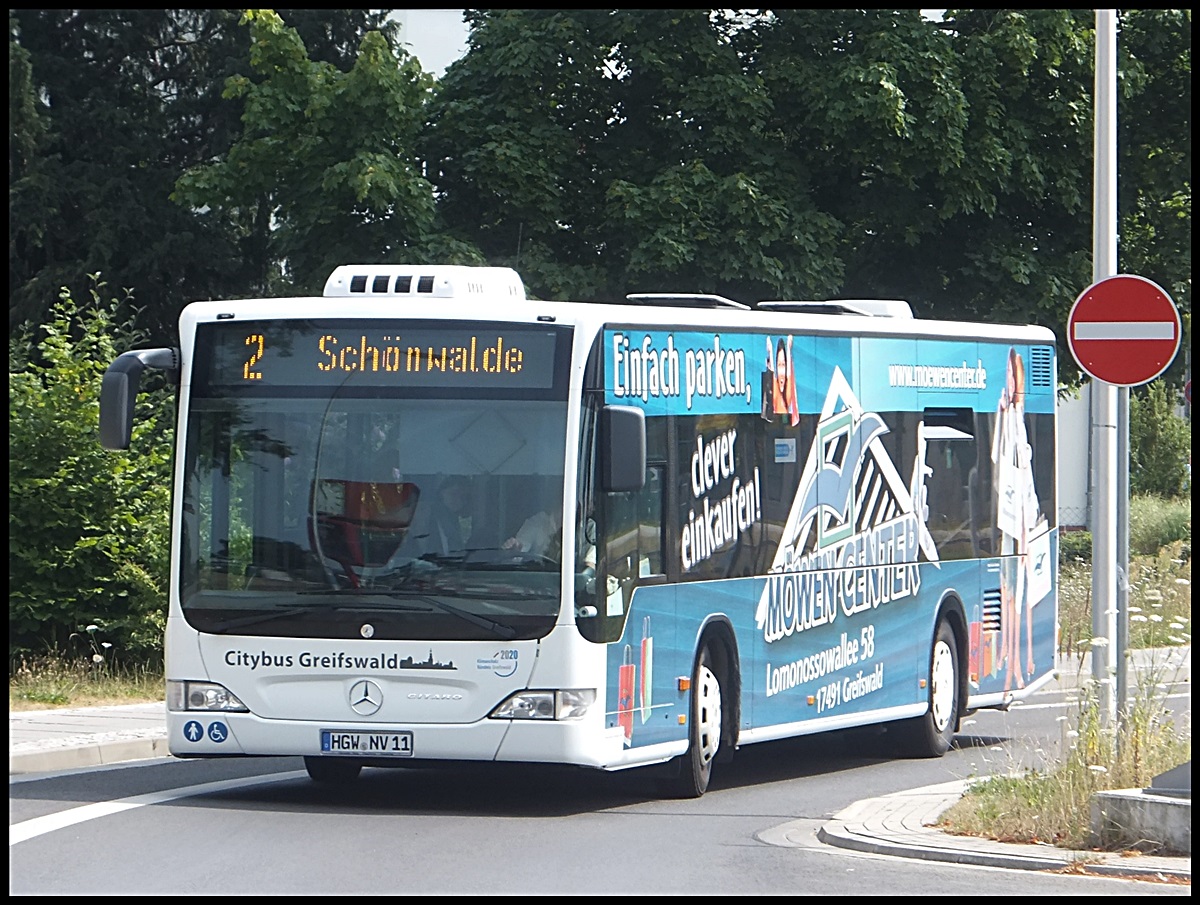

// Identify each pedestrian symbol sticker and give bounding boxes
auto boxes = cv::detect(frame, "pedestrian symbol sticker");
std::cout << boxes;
[207,721,228,743]
[184,720,204,742]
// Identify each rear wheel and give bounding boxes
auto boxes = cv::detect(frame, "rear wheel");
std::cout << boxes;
[304,756,363,784]
[894,619,959,758]
[661,645,722,798]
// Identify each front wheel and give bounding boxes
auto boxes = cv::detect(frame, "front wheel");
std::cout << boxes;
[893,619,960,758]
[304,756,363,784]
[660,645,722,798]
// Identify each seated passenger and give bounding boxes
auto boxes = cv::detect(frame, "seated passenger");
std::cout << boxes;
[405,475,472,558]
[503,507,562,559]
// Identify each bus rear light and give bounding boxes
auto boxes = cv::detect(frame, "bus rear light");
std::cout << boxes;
[489,689,596,721]
[167,680,249,713]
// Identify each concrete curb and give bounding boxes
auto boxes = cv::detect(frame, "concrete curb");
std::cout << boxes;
[812,780,1191,881]
[9,701,170,776]
[9,733,169,775]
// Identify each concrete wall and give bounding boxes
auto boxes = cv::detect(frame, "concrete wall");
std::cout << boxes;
[1057,385,1090,530]
[1091,788,1191,855]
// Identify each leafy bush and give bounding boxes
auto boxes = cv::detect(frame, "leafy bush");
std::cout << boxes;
[1129,380,1191,498]
[1054,495,1190,562]
[9,282,174,664]
[1129,494,1191,556]
[1058,529,1092,563]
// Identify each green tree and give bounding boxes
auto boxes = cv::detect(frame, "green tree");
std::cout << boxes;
[9,280,174,662]
[423,10,839,300]
[1129,379,1191,498]
[8,9,400,344]
[172,10,445,296]
[423,9,1190,386]
[1116,9,1192,388]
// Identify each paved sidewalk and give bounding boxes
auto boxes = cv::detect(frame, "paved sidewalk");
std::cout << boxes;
[9,701,168,774]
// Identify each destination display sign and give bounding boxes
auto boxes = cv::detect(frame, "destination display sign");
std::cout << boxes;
[194,320,566,391]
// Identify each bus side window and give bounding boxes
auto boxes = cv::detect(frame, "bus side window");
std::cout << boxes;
[581,461,664,643]
[638,465,664,577]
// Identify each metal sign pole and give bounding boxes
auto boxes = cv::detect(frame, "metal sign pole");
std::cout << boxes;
[1090,9,1118,726]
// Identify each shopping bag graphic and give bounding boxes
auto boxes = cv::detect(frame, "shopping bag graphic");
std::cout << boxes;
[1025,524,1052,607]
[968,605,982,687]
[639,617,653,724]
[618,644,635,746]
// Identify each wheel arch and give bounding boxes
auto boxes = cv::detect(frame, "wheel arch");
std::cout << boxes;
[935,589,970,729]
[695,615,741,760]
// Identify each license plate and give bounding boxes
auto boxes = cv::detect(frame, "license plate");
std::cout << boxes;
[320,729,413,757]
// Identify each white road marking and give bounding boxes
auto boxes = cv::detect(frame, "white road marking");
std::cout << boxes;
[10,771,307,845]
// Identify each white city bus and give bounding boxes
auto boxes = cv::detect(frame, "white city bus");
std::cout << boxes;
[100,264,1058,796]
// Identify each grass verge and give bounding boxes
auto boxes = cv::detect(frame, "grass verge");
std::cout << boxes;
[942,542,1191,855]
[939,653,1191,853]
[9,655,164,711]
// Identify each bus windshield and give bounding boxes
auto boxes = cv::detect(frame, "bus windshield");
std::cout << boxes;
[179,320,572,642]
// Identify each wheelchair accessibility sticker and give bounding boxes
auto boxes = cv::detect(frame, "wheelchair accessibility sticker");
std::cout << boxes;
[183,719,229,743]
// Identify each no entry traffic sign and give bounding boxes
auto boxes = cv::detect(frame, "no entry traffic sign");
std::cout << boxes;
[1067,274,1181,386]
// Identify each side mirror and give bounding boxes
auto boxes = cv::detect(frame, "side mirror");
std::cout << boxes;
[99,348,178,449]
[600,405,645,492]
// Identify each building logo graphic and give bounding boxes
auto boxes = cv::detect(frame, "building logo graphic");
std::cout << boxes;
[756,367,939,644]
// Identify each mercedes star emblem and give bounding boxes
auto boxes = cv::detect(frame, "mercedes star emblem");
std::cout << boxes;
[349,679,383,716]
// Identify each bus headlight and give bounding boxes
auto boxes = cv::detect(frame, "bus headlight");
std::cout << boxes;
[489,689,596,720]
[167,680,249,712]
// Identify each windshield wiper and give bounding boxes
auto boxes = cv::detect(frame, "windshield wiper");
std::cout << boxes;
[306,586,518,640]
[206,596,428,632]
[382,591,518,640]
[206,603,326,633]
[206,590,518,640]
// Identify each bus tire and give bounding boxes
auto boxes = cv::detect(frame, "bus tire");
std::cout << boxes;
[894,619,959,758]
[304,756,363,784]
[661,645,723,798]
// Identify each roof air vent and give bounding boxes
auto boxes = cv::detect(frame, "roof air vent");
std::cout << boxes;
[757,299,913,317]
[624,293,750,310]
[323,265,527,300]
